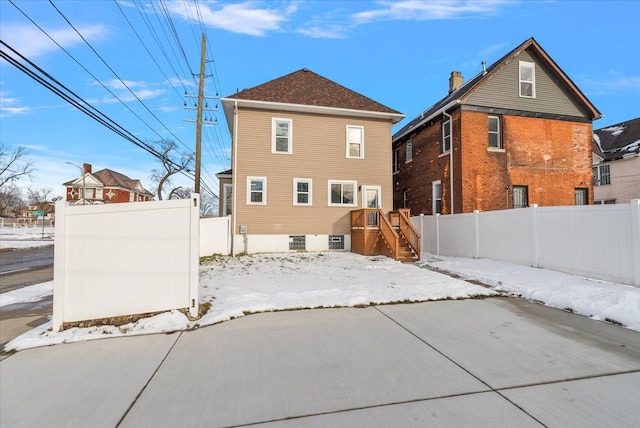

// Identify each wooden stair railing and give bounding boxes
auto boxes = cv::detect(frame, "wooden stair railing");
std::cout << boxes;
[351,209,420,262]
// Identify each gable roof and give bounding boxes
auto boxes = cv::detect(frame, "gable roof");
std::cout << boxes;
[64,168,152,196]
[593,117,640,160]
[394,37,602,142]
[221,68,404,129]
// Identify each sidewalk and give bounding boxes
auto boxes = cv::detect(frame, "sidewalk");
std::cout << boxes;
[2,297,639,427]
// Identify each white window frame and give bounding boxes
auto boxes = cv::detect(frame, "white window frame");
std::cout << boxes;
[246,176,267,205]
[432,180,442,214]
[405,139,413,163]
[402,189,408,208]
[346,125,364,159]
[519,61,536,98]
[488,115,502,148]
[272,118,292,154]
[442,120,451,153]
[293,178,312,206]
[393,147,400,173]
[223,183,232,215]
[327,180,357,207]
[592,164,611,186]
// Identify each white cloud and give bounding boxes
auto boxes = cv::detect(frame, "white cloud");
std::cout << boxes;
[0,91,31,117]
[580,74,640,95]
[95,79,166,103]
[352,0,512,23]
[297,24,348,39]
[0,24,108,58]
[168,1,296,36]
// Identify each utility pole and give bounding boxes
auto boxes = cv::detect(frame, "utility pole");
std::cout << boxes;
[194,34,206,194]
[184,34,218,195]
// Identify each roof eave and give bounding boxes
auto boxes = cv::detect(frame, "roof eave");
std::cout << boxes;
[222,97,405,124]
[393,99,460,142]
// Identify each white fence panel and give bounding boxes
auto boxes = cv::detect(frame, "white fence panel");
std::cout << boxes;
[477,208,533,267]
[536,204,636,284]
[53,196,200,331]
[413,200,640,287]
[438,212,477,258]
[200,216,231,256]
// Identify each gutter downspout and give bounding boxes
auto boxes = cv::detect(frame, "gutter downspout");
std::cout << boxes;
[443,110,454,214]
[232,100,238,256]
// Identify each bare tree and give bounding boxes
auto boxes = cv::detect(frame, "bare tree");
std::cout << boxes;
[200,191,218,217]
[27,186,53,206]
[0,183,24,216]
[149,140,193,200]
[0,144,35,188]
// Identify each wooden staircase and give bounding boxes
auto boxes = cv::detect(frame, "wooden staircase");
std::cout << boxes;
[351,208,420,262]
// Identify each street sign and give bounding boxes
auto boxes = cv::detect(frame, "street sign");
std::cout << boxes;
[32,210,45,216]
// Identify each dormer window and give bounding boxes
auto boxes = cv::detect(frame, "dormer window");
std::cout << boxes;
[519,61,536,98]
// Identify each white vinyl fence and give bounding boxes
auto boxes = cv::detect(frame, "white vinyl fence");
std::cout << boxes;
[412,200,640,287]
[200,216,231,256]
[53,196,200,331]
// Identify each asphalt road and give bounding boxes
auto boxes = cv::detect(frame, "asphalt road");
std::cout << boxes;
[1,246,54,358]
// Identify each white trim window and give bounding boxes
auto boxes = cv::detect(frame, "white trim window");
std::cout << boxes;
[272,118,292,154]
[406,139,413,163]
[519,61,536,98]
[442,120,451,153]
[346,125,364,158]
[432,180,442,214]
[247,176,267,205]
[293,178,312,206]
[592,164,611,186]
[488,115,501,148]
[328,180,357,206]
[393,147,400,172]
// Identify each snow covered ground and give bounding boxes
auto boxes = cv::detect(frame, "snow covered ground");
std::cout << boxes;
[0,226,55,250]
[3,251,639,353]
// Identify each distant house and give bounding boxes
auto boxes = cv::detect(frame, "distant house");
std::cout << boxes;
[219,68,419,260]
[592,117,640,204]
[392,37,602,214]
[63,163,154,204]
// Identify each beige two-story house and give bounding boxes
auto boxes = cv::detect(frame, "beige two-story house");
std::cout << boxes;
[219,68,405,255]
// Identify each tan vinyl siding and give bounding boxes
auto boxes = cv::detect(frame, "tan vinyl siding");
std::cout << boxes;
[234,108,393,235]
[467,49,590,119]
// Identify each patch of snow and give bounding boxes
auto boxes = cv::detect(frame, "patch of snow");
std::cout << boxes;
[0,281,53,307]
[602,125,626,136]
[0,226,55,249]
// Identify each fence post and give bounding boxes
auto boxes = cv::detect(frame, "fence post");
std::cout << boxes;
[419,213,424,254]
[473,210,480,259]
[52,201,67,332]
[189,194,200,318]
[530,204,539,268]
[630,199,640,287]
[435,213,440,255]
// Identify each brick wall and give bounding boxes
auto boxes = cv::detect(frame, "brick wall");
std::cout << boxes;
[394,110,594,213]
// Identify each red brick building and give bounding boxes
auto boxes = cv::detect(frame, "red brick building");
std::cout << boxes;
[64,163,154,204]
[392,38,602,214]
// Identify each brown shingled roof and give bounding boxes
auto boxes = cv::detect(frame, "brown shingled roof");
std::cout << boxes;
[227,68,401,115]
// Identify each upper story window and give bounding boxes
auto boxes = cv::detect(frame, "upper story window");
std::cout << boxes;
[406,139,413,162]
[272,118,292,154]
[488,115,502,148]
[442,120,451,153]
[293,178,312,206]
[519,61,536,98]
[592,164,611,186]
[346,125,364,158]
[247,176,267,205]
[328,180,357,206]
[393,147,400,173]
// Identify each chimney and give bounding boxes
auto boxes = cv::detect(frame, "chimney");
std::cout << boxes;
[83,163,92,174]
[449,71,463,94]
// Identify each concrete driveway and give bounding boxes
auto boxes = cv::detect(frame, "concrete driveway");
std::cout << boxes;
[2,297,639,427]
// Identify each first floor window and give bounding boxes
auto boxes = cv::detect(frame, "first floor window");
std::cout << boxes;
[512,185,528,208]
[328,180,356,206]
[432,181,442,214]
[247,176,266,205]
[575,188,588,205]
[346,125,364,158]
[402,189,408,208]
[488,115,501,148]
[293,178,312,206]
[442,120,451,153]
[592,164,611,186]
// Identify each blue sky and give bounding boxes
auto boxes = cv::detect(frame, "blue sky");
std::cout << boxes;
[1,0,639,201]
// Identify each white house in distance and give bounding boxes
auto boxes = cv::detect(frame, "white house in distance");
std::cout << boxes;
[592,117,640,204]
